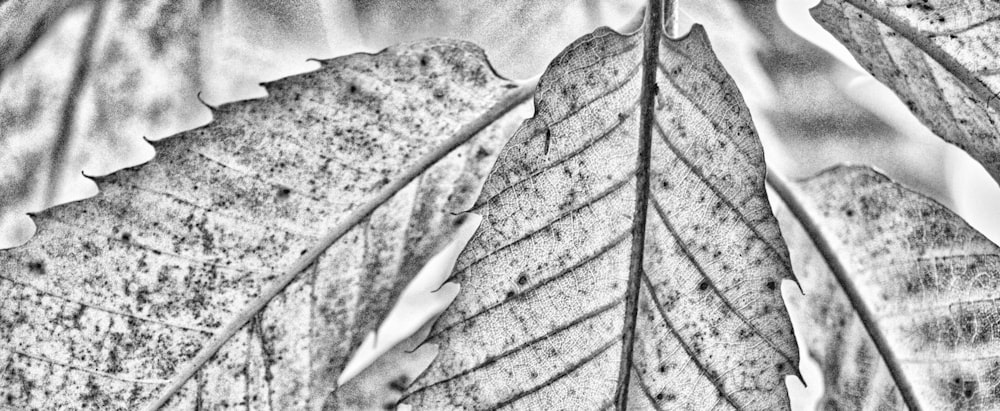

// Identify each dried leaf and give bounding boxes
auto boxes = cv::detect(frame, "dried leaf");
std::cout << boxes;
[772,165,1000,410]
[0,39,529,409]
[812,0,1000,184]
[405,8,799,409]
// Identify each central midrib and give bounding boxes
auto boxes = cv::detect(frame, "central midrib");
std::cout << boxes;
[613,0,664,409]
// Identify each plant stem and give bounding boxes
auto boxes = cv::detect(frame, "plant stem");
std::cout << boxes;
[614,0,663,409]
[765,167,923,411]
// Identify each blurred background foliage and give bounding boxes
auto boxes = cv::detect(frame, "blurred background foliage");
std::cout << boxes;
[2,0,999,409]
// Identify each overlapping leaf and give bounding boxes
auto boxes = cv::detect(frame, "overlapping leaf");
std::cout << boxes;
[0,39,528,409]
[405,13,800,410]
[774,166,1000,410]
[812,0,1000,184]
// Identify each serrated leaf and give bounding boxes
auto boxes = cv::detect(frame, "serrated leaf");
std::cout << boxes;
[812,0,1000,184]
[405,7,800,410]
[0,39,530,409]
[772,165,1000,410]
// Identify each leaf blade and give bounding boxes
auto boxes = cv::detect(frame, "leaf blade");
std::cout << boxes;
[812,0,1000,184]
[773,165,1000,410]
[406,16,799,409]
[0,39,529,409]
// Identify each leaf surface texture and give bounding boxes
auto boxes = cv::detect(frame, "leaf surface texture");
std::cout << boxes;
[812,0,1000,184]
[406,20,799,410]
[0,39,525,409]
[776,166,1000,410]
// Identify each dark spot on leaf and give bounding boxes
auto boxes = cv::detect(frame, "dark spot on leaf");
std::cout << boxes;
[947,376,978,402]
[698,280,709,291]
[517,274,528,286]
[121,232,132,242]
[27,260,45,275]
[388,375,408,391]
[765,280,776,291]
[475,147,491,160]
[276,187,292,201]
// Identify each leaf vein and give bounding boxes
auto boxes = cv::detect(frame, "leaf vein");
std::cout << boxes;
[410,300,621,399]
[492,337,619,410]
[648,199,797,365]
[0,275,215,334]
[639,271,741,409]
[458,175,633,273]
[433,231,629,338]
[653,121,790,273]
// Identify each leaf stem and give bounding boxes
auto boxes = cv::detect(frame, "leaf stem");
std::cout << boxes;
[614,0,663,409]
[764,167,922,411]
[143,78,537,411]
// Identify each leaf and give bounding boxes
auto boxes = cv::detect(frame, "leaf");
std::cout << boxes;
[0,39,531,409]
[404,6,800,409]
[770,165,1000,410]
[811,0,1000,184]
